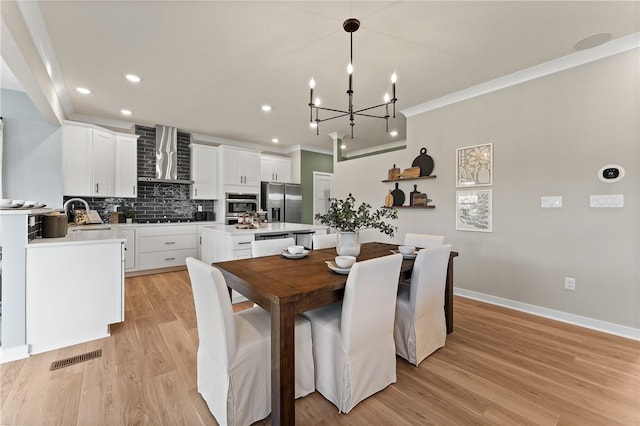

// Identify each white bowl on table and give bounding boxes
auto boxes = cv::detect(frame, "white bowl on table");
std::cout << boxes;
[334,255,356,269]
[1,199,12,208]
[288,245,305,255]
[398,245,416,255]
[10,199,25,208]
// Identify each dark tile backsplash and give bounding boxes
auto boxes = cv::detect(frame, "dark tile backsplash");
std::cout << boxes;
[63,125,216,223]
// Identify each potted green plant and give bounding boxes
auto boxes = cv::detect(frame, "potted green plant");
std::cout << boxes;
[124,210,136,224]
[314,193,398,256]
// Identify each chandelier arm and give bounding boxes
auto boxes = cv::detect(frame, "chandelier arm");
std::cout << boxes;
[313,106,350,115]
[315,112,351,123]
[353,112,391,120]
[352,102,394,114]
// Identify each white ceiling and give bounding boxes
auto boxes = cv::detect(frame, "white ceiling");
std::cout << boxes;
[6,1,640,154]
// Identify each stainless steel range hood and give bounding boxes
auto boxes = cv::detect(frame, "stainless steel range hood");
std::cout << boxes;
[138,125,193,184]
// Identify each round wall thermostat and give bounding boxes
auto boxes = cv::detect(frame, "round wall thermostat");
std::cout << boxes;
[598,164,624,183]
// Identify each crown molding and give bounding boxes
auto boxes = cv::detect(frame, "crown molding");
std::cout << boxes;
[402,32,640,118]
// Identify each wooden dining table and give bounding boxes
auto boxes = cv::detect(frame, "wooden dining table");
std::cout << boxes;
[214,242,458,426]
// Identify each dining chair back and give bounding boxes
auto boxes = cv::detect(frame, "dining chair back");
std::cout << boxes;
[251,237,295,257]
[394,244,451,366]
[312,233,337,249]
[186,257,315,425]
[404,232,445,248]
[304,253,403,413]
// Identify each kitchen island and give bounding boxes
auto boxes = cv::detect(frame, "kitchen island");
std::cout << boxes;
[201,222,328,261]
[200,223,328,302]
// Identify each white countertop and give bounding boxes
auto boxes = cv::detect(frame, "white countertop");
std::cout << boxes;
[201,222,328,236]
[28,228,126,247]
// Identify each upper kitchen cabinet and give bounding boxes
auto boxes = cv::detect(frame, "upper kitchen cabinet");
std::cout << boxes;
[115,134,139,198]
[191,144,219,200]
[63,124,115,197]
[219,146,261,193]
[261,154,291,183]
[62,122,137,198]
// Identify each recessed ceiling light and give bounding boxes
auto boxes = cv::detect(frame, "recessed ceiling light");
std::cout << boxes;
[76,87,91,94]
[341,144,346,149]
[574,33,612,51]
[390,130,398,137]
[309,122,317,129]
[272,138,279,143]
[120,109,132,116]
[261,105,272,112]
[125,74,141,83]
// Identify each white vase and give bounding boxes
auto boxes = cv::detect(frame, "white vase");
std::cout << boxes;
[336,231,360,257]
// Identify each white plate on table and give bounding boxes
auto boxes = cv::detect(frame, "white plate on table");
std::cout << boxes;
[390,249,418,260]
[281,249,310,259]
[325,260,351,274]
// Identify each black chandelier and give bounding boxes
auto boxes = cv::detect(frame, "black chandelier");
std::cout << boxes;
[308,18,397,139]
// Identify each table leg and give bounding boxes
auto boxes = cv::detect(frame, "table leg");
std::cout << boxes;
[270,301,296,426]
[445,257,454,334]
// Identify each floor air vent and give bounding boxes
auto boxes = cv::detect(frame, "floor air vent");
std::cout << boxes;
[50,349,102,370]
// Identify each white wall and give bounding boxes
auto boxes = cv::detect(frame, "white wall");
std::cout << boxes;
[332,49,639,332]
[1,89,63,208]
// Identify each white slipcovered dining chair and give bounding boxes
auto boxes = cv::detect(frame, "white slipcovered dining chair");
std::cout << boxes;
[304,253,403,413]
[251,237,295,257]
[394,244,452,366]
[185,257,315,426]
[404,232,445,248]
[312,233,337,249]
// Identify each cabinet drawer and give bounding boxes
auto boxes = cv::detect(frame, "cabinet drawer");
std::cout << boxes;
[232,235,254,250]
[232,249,252,259]
[140,234,196,252]
[137,225,197,237]
[139,248,196,270]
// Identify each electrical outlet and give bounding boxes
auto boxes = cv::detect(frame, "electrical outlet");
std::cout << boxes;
[565,277,576,290]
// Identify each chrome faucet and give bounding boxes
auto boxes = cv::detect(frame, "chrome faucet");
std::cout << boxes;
[63,198,90,223]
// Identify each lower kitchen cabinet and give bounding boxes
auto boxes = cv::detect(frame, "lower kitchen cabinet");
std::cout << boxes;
[137,225,197,271]
[26,241,124,354]
[120,228,136,270]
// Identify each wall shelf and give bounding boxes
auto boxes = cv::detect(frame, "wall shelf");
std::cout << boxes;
[381,175,437,183]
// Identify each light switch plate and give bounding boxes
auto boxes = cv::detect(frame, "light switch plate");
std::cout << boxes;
[541,196,562,208]
[590,194,624,208]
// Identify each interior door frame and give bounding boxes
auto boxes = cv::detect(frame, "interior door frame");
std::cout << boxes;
[312,171,333,225]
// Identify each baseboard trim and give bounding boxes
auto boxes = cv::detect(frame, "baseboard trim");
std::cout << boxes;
[454,288,640,341]
[0,345,30,364]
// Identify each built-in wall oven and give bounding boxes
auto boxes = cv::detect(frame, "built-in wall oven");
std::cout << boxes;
[225,193,259,225]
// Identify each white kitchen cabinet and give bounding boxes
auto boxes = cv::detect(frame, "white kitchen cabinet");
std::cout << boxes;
[62,125,93,196]
[261,154,291,183]
[62,122,123,197]
[92,130,115,196]
[191,144,219,199]
[220,146,261,193]
[26,240,124,354]
[120,228,136,270]
[137,225,197,271]
[115,134,139,198]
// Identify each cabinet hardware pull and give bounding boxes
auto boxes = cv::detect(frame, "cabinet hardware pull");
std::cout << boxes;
[133,186,136,195]
[165,257,176,261]
[96,183,99,193]
[164,241,176,245]
[238,241,251,245]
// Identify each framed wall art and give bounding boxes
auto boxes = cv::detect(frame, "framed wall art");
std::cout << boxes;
[456,143,492,187]
[456,190,492,232]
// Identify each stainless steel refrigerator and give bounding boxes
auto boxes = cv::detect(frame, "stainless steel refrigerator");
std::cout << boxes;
[261,182,302,223]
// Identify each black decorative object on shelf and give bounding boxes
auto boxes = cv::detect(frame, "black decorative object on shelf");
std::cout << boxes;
[412,147,434,176]
[391,183,405,206]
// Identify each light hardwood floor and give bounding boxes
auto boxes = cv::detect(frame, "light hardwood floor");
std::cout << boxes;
[1,270,638,425]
